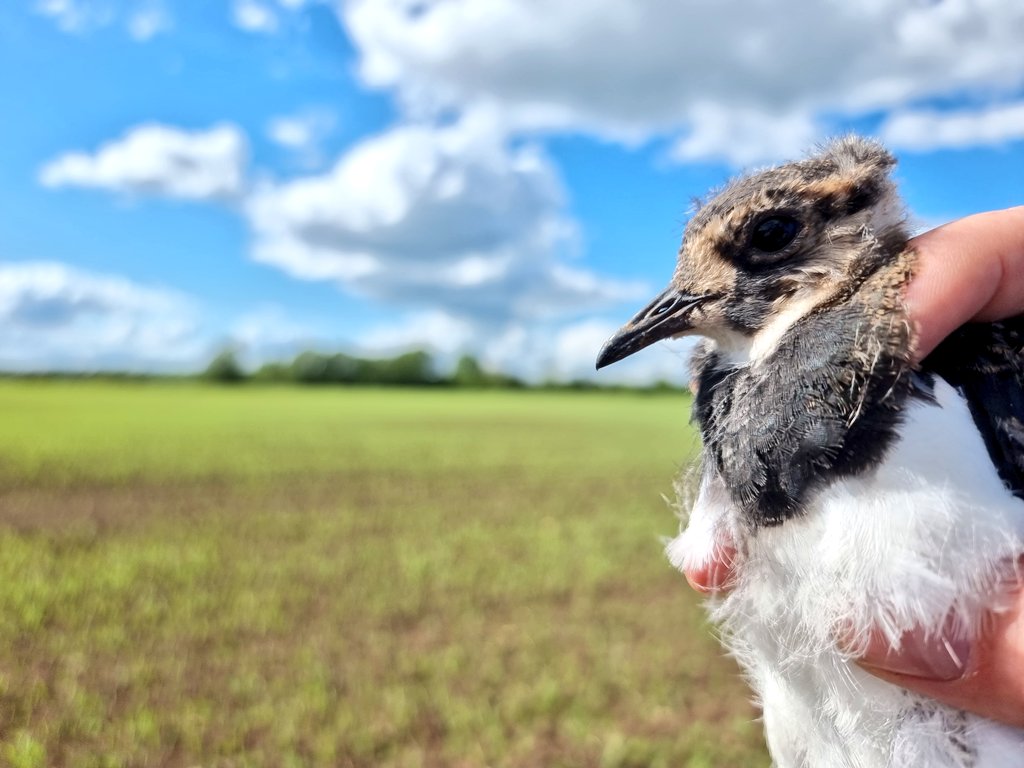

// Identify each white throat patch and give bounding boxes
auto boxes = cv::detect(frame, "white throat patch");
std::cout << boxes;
[709,292,827,367]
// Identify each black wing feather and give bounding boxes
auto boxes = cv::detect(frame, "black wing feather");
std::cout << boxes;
[923,316,1024,500]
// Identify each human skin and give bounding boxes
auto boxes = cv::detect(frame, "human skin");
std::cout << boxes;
[682,206,1024,727]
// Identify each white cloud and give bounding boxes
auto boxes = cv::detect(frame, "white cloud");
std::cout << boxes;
[226,305,334,367]
[341,0,1024,164]
[246,115,644,325]
[882,101,1024,152]
[268,117,316,149]
[36,0,171,39]
[39,123,247,201]
[231,306,320,350]
[360,310,474,354]
[127,4,171,41]
[35,0,112,33]
[232,0,279,33]
[266,109,337,168]
[669,105,820,168]
[0,263,203,371]
[230,0,321,32]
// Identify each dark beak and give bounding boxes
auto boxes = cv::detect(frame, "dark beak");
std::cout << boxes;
[596,287,708,369]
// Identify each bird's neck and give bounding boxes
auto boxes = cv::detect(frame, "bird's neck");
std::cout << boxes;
[708,289,837,368]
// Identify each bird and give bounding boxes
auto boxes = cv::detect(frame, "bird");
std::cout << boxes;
[595,137,1024,767]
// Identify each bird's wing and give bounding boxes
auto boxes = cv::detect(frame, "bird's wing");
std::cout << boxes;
[923,316,1024,499]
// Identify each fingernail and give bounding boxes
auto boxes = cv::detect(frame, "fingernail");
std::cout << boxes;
[859,630,971,682]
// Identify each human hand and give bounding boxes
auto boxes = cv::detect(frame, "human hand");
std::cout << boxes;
[683,206,1024,725]
[905,206,1024,359]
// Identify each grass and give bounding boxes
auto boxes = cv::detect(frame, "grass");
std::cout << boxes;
[0,381,768,767]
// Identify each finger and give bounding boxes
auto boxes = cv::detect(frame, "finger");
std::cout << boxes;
[684,543,737,595]
[906,206,1024,361]
[855,613,970,682]
[857,592,1024,728]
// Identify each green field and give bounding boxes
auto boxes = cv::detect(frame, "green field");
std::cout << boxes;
[0,381,767,767]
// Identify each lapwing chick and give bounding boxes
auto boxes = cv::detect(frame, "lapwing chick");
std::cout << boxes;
[598,137,1024,767]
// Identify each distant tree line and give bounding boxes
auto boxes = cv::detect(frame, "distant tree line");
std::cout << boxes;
[0,350,683,391]
[203,348,526,388]
[202,348,683,391]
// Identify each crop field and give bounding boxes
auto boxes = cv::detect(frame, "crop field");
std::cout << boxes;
[0,381,767,767]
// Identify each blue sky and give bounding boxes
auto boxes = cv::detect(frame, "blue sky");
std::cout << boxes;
[1,1,1022,382]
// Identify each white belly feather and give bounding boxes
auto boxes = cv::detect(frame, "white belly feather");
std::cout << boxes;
[668,379,1024,767]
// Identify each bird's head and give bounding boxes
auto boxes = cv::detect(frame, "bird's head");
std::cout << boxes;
[597,137,908,369]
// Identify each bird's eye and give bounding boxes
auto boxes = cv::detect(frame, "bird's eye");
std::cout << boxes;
[751,215,801,253]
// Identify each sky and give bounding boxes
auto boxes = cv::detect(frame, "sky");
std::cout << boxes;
[1,0,1022,384]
